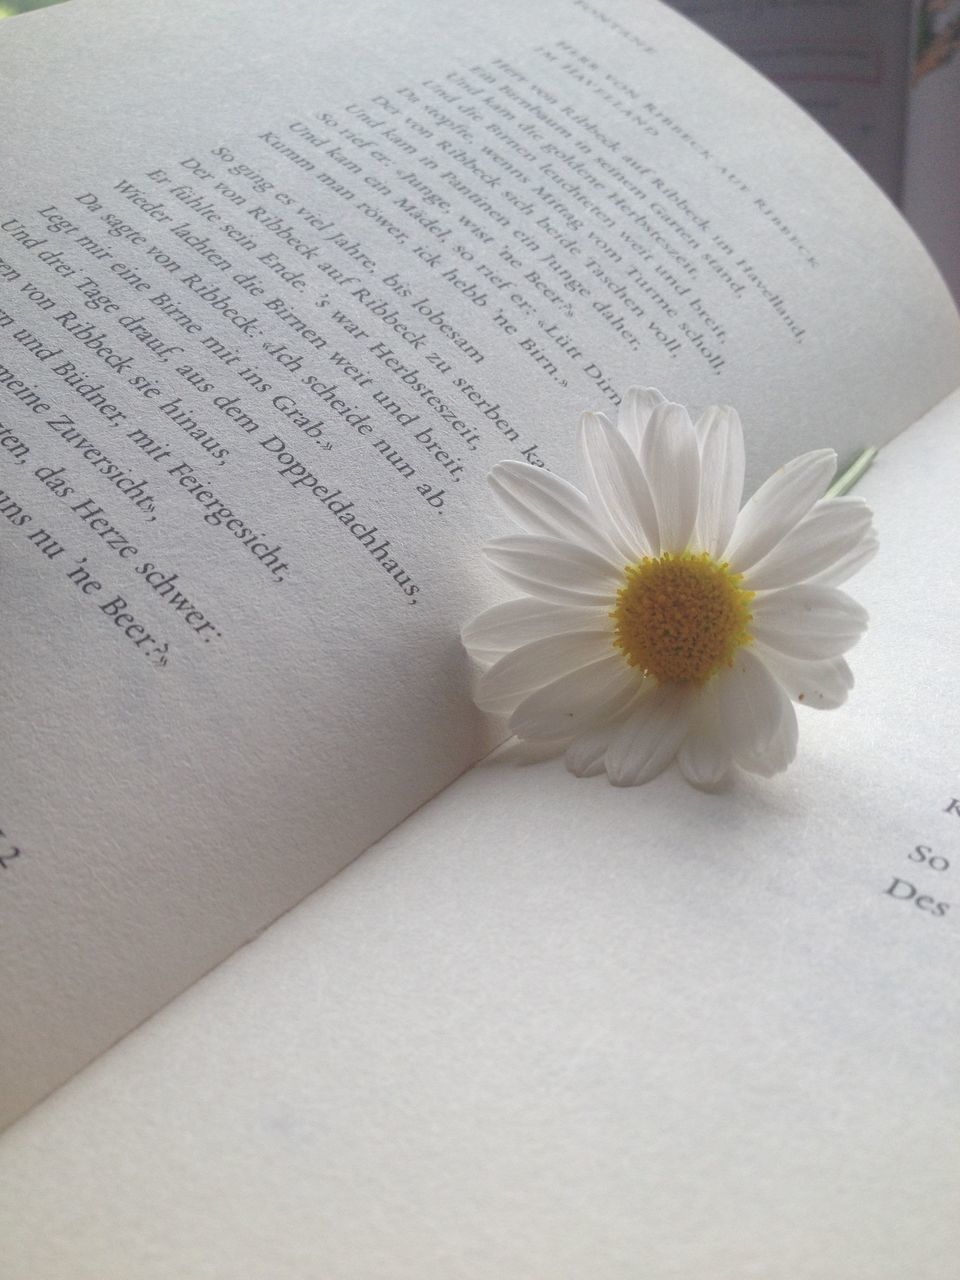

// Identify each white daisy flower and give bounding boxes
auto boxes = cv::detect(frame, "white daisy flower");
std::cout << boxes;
[462,387,877,789]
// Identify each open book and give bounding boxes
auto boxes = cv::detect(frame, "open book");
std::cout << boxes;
[1,0,959,1272]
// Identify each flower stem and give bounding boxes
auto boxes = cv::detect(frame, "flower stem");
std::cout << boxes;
[825,446,878,498]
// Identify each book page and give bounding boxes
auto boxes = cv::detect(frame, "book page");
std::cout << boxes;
[1,0,958,1127]
[672,0,914,199]
[1,390,958,1278]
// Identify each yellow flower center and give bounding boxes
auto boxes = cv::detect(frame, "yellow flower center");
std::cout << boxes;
[612,551,755,685]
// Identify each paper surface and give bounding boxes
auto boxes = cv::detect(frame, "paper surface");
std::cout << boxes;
[1,391,958,1277]
[1,0,959,1127]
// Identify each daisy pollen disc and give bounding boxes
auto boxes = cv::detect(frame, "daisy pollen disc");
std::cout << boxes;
[612,552,754,686]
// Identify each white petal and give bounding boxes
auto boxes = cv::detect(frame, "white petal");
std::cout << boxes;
[484,535,623,605]
[616,386,666,454]
[691,406,712,445]
[639,402,701,553]
[736,692,798,777]
[510,657,640,740]
[805,533,879,587]
[744,497,874,591]
[724,449,836,571]
[578,410,659,559]
[676,682,732,789]
[461,599,611,664]
[750,584,868,659]
[565,710,634,778]
[488,461,622,560]
[604,681,694,786]
[565,725,614,777]
[475,631,616,714]
[754,643,854,710]
[713,648,790,763]
[694,405,745,557]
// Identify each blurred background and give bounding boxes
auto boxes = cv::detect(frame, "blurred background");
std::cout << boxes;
[1,0,957,297]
